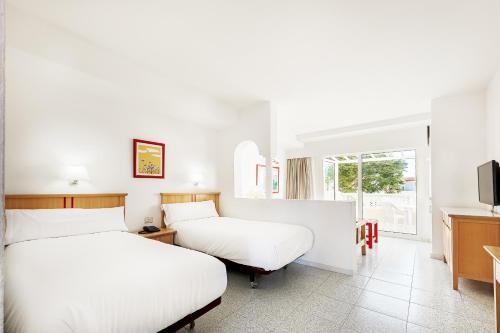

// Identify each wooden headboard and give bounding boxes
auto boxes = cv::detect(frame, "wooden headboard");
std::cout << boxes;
[160,192,220,227]
[5,193,127,210]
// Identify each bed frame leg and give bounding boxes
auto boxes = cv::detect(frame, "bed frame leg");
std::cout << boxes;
[189,321,195,330]
[249,272,257,288]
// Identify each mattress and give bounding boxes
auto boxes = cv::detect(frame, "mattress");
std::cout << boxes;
[5,231,227,333]
[170,217,314,271]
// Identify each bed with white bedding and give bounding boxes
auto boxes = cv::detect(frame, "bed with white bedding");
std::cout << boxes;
[5,231,226,333]
[4,194,227,333]
[171,217,313,271]
[160,192,314,287]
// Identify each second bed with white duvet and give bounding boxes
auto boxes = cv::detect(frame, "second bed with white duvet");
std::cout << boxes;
[171,217,313,271]
[162,199,314,272]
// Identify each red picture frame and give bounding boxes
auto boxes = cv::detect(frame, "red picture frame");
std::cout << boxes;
[133,139,165,179]
[255,164,280,194]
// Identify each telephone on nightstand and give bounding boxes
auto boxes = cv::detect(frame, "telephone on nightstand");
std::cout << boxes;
[142,226,161,233]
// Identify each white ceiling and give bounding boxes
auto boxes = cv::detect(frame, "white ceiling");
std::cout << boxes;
[8,0,500,143]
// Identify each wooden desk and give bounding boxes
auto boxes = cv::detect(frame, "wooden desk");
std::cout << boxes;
[441,208,500,290]
[484,246,500,333]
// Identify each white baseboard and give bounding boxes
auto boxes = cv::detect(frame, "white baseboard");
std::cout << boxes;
[294,258,354,275]
[430,252,444,260]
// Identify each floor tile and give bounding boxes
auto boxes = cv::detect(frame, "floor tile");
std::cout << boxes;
[316,277,363,304]
[218,312,271,333]
[357,290,409,320]
[372,269,412,287]
[192,237,496,333]
[274,308,343,333]
[410,288,464,315]
[405,322,436,333]
[460,279,495,305]
[330,272,370,288]
[411,273,452,292]
[468,317,495,333]
[287,274,331,291]
[356,265,376,277]
[237,293,303,327]
[460,296,495,324]
[300,293,352,325]
[252,281,313,301]
[407,303,471,332]
[413,260,450,277]
[376,259,413,275]
[185,323,222,333]
[342,306,407,333]
[365,278,411,300]
[186,314,224,333]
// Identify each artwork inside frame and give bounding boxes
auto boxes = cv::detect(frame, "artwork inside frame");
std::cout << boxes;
[256,164,280,194]
[272,166,280,193]
[133,139,165,178]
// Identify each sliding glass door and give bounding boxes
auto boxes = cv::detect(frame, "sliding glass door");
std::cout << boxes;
[323,149,417,235]
[361,150,417,234]
[323,155,360,217]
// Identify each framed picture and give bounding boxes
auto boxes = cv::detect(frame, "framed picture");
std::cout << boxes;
[133,139,165,178]
[255,164,280,194]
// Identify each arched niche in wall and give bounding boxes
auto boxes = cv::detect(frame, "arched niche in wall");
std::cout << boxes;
[234,140,266,199]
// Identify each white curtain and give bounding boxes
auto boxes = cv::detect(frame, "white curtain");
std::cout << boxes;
[286,157,313,200]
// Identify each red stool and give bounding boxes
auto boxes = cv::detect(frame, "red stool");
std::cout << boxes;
[365,219,379,249]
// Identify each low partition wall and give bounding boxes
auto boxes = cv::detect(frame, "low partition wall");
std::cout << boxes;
[220,197,357,275]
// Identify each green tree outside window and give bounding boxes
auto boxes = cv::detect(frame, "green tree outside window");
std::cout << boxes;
[338,160,407,193]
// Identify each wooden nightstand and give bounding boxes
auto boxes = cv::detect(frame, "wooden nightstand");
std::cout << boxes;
[137,227,176,245]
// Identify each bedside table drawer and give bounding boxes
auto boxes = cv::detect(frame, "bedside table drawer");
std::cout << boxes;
[153,234,174,245]
[136,227,176,244]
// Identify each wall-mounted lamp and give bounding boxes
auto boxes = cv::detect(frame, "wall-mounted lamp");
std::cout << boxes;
[63,166,90,185]
[192,174,202,187]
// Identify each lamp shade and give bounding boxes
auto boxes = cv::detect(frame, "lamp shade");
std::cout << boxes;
[62,166,90,182]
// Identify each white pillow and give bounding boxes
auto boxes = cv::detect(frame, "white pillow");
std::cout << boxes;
[162,200,219,224]
[5,207,128,245]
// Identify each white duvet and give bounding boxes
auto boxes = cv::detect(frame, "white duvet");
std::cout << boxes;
[5,231,227,333]
[170,217,314,271]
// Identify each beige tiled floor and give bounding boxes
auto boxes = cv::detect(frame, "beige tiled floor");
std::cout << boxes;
[185,237,495,332]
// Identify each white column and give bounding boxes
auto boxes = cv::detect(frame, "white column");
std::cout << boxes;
[313,156,324,200]
[357,154,363,220]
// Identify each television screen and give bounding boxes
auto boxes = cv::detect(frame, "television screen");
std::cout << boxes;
[478,160,499,206]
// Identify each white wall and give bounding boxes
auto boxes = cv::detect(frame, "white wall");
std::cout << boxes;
[431,92,486,257]
[287,125,432,242]
[5,31,227,231]
[217,102,273,201]
[223,198,356,274]
[487,66,500,162]
[217,104,357,273]
[0,0,5,328]
[486,66,500,214]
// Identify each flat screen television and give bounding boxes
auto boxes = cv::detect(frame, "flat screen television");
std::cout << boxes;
[478,160,500,209]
